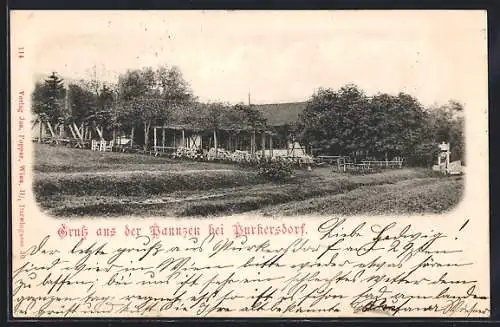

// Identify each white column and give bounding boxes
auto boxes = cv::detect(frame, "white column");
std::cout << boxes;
[213,130,218,158]
[162,128,165,151]
[153,127,157,152]
[269,135,273,158]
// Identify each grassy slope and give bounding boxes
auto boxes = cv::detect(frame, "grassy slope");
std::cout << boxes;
[33,144,464,217]
[260,176,463,216]
[34,144,234,172]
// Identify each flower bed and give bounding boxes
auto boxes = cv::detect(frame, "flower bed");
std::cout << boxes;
[172,147,204,160]
[171,146,314,168]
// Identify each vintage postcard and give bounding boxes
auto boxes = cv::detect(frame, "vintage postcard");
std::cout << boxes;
[10,10,489,318]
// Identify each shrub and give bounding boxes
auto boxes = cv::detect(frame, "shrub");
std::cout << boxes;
[257,158,294,181]
[173,147,204,161]
[406,142,440,167]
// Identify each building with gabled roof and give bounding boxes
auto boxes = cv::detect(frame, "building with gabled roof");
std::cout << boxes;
[253,102,307,126]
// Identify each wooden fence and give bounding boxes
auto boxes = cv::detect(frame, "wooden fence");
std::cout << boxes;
[360,160,404,169]
[316,156,404,173]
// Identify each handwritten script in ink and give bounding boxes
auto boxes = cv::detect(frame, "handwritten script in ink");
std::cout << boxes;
[12,218,490,318]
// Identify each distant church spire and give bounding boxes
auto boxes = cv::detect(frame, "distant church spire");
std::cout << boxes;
[248,90,251,106]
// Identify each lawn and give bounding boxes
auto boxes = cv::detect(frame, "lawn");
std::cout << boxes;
[32,144,464,217]
[34,143,233,173]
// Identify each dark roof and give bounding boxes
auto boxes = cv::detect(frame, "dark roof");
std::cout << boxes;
[254,102,307,126]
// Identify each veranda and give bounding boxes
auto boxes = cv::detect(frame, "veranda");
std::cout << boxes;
[151,124,285,158]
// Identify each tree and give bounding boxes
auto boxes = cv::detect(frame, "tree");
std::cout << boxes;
[32,72,68,125]
[66,80,121,141]
[423,100,465,163]
[157,65,196,127]
[366,92,426,159]
[198,102,229,154]
[299,84,370,156]
[117,68,155,148]
[232,103,267,155]
[236,104,267,131]
[67,82,97,124]
[299,85,428,161]
[95,84,119,139]
[134,67,163,151]
[157,66,193,105]
[117,66,194,150]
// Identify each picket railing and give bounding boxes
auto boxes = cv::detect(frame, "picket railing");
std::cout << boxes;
[361,160,404,169]
[91,140,113,152]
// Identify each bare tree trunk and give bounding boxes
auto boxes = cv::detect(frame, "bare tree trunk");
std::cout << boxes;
[251,129,256,155]
[270,135,273,158]
[143,122,150,151]
[153,127,157,152]
[72,122,83,142]
[46,122,55,137]
[38,120,42,143]
[213,129,218,158]
[261,132,266,159]
[130,127,135,148]
[162,127,165,151]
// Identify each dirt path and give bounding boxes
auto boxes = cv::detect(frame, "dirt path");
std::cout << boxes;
[38,169,238,178]
[76,182,284,206]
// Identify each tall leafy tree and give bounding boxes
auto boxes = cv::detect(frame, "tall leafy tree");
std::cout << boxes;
[67,83,96,124]
[299,85,427,160]
[366,92,426,159]
[299,84,370,156]
[32,72,68,125]
[423,100,465,162]
[67,81,120,140]
[231,103,268,154]
[95,84,119,138]
[157,65,196,127]
[198,102,229,154]
[117,68,154,148]
[237,104,267,131]
[117,66,194,150]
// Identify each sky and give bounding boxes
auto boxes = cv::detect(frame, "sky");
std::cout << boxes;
[13,10,487,107]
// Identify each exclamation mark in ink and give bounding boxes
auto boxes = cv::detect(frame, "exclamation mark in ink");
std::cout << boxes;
[459,219,470,232]
[456,219,470,240]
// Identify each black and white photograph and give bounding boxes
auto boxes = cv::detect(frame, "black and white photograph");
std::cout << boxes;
[29,11,473,219]
[9,10,491,319]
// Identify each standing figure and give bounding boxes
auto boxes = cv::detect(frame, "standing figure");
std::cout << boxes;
[438,142,451,174]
